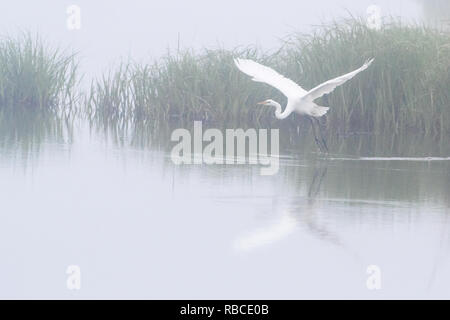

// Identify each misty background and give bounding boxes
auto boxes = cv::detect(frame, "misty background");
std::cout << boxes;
[1,0,444,77]
[1,0,450,299]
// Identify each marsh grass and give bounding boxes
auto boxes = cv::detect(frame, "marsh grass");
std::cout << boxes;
[0,33,79,113]
[87,48,273,125]
[86,19,449,136]
[281,18,450,136]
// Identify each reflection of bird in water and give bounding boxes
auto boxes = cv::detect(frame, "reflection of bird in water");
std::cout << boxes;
[234,58,374,153]
[302,165,342,245]
[235,162,360,260]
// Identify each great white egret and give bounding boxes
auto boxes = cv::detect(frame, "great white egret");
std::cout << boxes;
[234,58,374,152]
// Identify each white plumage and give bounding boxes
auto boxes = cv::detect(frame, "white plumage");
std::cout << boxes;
[234,58,374,120]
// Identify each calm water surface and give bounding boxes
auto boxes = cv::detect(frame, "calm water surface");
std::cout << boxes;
[0,0,449,300]
[0,118,449,299]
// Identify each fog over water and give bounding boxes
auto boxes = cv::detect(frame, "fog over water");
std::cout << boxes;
[2,1,450,299]
[0,0,421,76]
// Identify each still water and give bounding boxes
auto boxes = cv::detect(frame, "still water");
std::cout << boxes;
[0,116,449,299]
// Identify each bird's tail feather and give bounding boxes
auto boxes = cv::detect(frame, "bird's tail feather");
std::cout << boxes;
[311,106,330,117]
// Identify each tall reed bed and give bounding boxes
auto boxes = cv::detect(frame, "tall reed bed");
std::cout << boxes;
[0,34,79,112]
[280,18,450,135]
[88,19,450,135]
[87,48,272,125]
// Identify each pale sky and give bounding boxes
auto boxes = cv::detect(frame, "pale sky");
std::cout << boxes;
[0,1,422,75]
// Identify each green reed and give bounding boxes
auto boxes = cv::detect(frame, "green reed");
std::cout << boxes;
[88,18,450,135]
[0,33,79,112]
[280,18,450,136]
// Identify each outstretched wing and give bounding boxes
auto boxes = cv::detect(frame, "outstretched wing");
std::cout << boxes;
[304,59,374,102]
[234,58,307,99]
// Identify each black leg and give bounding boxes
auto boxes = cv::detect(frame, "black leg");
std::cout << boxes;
[314,117,329,153]
[308,116,326,153]
[308,166,328,198]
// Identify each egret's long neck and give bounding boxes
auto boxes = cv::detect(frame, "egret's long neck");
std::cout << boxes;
[272,101,290,120]
[271,101,282,119]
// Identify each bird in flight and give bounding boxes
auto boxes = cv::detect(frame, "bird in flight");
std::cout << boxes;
[234,58,374,152]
